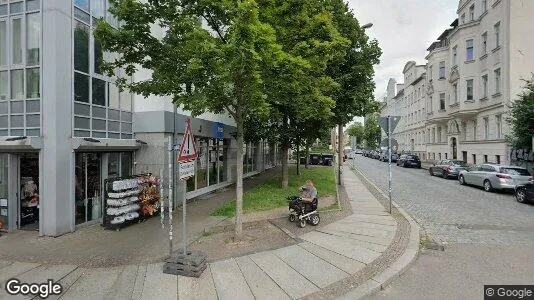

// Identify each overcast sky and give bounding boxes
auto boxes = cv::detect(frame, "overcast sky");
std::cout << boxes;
[346,0,459,102]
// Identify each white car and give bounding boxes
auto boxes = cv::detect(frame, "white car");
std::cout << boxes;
[458,164,533,192]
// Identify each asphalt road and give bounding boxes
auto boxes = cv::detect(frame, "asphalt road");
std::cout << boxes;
[349,156,534,300]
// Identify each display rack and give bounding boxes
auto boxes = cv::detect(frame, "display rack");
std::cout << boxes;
[102,174,161,231]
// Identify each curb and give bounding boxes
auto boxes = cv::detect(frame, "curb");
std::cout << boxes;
[343,166,421,299]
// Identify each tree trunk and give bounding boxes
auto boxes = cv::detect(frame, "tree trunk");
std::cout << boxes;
[282,145,289,188]
[338,124,343,185]
[235,110,244,237]
[296,141,300,175]
[305,144,310,169]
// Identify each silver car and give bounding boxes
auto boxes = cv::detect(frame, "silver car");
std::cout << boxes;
[458,164,533,192]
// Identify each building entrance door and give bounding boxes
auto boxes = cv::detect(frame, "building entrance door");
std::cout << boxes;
[75,153,102,225]
[451,137,458,160]
[18,154,40,231]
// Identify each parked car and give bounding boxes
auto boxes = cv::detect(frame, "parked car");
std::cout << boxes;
[371,150,381,160]
[396,154,421,168]
[321,153,334,166]
[458,164,533,192]
[429,159,469,179]
[379,151,399,162]
[515,180,534,204]
[308,153,321,165]
[355,149,363,155]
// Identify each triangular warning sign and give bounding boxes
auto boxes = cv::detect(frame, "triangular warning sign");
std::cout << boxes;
[178,119,197,162]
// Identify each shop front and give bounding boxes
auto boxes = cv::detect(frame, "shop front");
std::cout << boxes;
[0,150,41,233]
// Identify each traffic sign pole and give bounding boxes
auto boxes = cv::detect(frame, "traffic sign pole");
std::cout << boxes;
[168,136,173,257]
[388,116,392,214]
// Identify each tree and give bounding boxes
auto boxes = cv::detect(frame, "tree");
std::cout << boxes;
[347,122,364,147]
[364,113,381,149]
[325,0,382,184]
[507,79,534,149]
[258,0,349,187]
[94,0,285,237]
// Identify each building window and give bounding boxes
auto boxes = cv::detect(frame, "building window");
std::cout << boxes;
[461,13,465,24]
[473,120,477,141]
[74,72,89,103]
[484,117,489,139]
[452,46,457,66]
[495,155,500,164]
[0,71,7,100]
[484,155,488,163]
[74,21,90,73]
[481,32,487,55]
[494,68,501,94]
[466,39,474,61]
[483,0,487,12]
[11,69,24,100]
[496,114,502,139]
[469,5,475,21]
[437,127,442,143]
[439,61,445,79]
[428,65,433,80]
[0,20,6,67]
[439,93,445,110]
[482,74,488,98]
[466,79,474,101]
[472,154,476,164]
[452,83,458,104]
[27,13,40,66]
[494,22,500,48]
[428,95,433,113]
[11,18,23,65]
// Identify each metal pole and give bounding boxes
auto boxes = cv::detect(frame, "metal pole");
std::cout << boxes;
[182,174,187,255]
[167,136,173,256]
[388,116,392,214]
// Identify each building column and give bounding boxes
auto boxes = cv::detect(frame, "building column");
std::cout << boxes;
[41,0,74,236]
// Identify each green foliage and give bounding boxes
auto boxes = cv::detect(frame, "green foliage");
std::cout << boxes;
[364,113,381,149]
[347,122,364,145]
[507,79,534,149]
[326,0,382,126]
[212,166,336,217]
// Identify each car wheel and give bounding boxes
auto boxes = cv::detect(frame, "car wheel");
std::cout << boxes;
[442,172,448,179]
[483,180,493,192]
[299,219,306,228]
[429,169,434,176]
[288,214,296,222]
[459,175,466,185]
[515,188,528,204]
[403,162,407,168]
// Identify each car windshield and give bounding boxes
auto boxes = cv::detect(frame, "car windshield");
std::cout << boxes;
[500,168,531,176]
[451,160,468,166]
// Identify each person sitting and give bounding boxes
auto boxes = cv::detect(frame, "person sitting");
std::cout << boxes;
[299,180,317,204]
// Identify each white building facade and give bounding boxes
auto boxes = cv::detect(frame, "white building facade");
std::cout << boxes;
[382,0,534,164]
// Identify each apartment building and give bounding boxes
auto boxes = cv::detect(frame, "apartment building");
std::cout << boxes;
[0,0,278,236]
[425,0,534,164]
[381,62,427,159]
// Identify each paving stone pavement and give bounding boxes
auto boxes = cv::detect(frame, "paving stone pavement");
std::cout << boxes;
[0,167,403,299]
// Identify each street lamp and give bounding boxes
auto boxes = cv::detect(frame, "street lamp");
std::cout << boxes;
[361,23,373,29]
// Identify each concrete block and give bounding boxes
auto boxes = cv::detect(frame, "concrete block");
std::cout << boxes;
[46,267,85,300]
[338,279,382,300]
[235,256,290,300]
[249,251,319,299]
[0,262,40,283]
[315,229,389,252]
[131,264,147,300]
[298,242,365,275]
[105,265,139,299]
[210,259,254,300]
[58,267,122,299]
[274,245,348,288]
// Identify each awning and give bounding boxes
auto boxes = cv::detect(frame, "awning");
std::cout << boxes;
[71,138,143,151]
[0,136,42,151]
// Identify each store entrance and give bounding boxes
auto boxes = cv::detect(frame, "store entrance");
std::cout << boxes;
[18,154,40,231]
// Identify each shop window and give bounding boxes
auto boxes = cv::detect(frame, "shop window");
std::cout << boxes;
[209,141,218,186]
[196,138,208,189]
[219,139,227,182]
[75,153,102,224]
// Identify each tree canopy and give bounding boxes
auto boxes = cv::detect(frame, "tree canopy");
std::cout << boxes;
[507,79,534,149]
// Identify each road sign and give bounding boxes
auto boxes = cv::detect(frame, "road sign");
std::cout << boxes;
[380,138,399,152]
[379,116,401,136]
[178,119,197,163]
[179,161,195,180]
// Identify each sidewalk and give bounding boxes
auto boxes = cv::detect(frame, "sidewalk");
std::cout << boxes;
[0,166,417,299]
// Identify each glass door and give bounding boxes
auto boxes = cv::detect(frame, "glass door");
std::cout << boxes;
[0,154,9,231]
[75,153,102,225]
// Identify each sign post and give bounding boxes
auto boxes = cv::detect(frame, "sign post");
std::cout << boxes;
[164,118,207,277]
[379,116,401,215]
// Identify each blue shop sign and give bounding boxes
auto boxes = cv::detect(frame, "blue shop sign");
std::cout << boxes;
[214,122,224,139]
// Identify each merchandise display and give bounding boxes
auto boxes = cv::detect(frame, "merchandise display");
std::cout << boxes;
[103,174,161,230]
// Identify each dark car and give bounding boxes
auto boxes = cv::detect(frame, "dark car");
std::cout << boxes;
[321,154,334,166]
[515,180,534,204]
[379,151,398,162]
[397,154,421,168]
[309,153,321,165]
[429,159,469,179]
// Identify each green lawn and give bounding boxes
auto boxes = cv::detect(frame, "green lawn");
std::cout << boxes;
[212,166,336,217]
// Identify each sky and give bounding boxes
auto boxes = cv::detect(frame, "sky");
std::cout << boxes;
[346,0,458,124]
